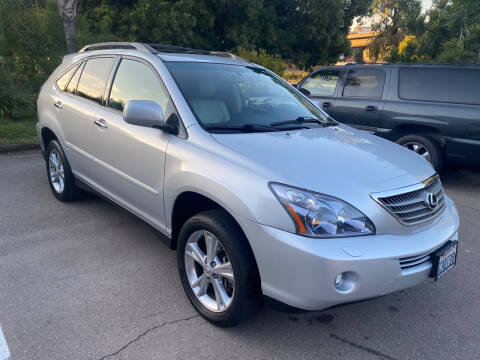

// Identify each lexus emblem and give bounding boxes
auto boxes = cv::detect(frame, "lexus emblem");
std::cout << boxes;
[424,192,438,209]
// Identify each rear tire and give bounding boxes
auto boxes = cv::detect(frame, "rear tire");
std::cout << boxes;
[396,134,444,172]
[45,140,82,202]
[177,209,261,327]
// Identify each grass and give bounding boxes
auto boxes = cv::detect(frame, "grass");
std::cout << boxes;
[0,118,38,144]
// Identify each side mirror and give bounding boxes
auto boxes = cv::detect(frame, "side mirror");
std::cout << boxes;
[299,87,311,96]
[123,100,164,127]
[123,100,178,134]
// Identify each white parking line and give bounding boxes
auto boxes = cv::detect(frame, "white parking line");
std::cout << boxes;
[0,326,10,360]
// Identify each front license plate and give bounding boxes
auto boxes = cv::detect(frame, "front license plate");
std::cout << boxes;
[432,241,458,281]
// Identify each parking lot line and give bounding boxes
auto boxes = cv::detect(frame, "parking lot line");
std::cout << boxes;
[0,326,10,360]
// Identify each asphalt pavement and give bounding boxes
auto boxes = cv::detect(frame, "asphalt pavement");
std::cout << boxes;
[0,150,479,360]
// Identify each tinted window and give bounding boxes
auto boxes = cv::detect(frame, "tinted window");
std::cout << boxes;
[399,67,480,105]
[343,69,385,98]
[300,70,339,96]
[56,65,78,90]
[76,57,114,104]
[65,62,84,94]
[166,62,328,130]
[108,59,170,112]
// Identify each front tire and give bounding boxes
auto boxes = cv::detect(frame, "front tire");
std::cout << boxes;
[45,140,81,202]
[177,209,261,326]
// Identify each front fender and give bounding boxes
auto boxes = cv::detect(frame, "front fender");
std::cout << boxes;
[163,129,295,236]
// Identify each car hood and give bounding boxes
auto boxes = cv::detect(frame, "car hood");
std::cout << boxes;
[211,125,435,198]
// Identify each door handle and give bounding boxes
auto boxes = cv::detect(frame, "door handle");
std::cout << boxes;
[94,119,108,129]
[365,105,377,112]
[54,101,63,109]
[322,102,331,108]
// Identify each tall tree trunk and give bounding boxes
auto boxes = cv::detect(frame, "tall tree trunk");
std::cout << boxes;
[58,0,78,53]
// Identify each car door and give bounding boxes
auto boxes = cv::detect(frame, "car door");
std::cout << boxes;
[55,57,115,181]
[333,68,388,132]
[93,57,174,230]
[297,69,341,116]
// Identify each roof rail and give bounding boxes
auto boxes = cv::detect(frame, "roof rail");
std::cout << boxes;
[77,42,246,61]
[146,43,211,55]
[78,42,154,53]
[209,51,244,60]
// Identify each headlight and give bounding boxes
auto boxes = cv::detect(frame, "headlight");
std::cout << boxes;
[269,183,375,237]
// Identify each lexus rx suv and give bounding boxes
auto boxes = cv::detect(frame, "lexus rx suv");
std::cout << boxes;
[37,42,459,326]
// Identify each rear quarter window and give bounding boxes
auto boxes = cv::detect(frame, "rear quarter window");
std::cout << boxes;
[56,65,78,91]
[398,67,480,105]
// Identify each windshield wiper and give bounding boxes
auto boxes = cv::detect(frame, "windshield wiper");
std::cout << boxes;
[205,124,280,133]
[270,116,335,127]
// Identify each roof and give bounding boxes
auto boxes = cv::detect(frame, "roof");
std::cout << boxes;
[77,42,248,65]
[324,63,480,69]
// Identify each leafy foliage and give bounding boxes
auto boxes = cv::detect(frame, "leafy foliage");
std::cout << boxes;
[73,0,370,69]
[367,0,480,63]
[423,0,480,63]
[235,47,287,76]
[0,0,65,121]
[367,0,424,61]
[283,71,308,84]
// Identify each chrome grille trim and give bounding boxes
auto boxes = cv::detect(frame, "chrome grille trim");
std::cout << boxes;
[371,175,446,226]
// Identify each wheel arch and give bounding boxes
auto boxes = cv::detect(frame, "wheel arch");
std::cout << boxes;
[169,190,262,288]
[391,124,446,146]
[170,191,249,250]
[41,126,58,153]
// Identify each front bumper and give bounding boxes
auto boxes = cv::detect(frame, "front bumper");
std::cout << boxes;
[236,196,459,311]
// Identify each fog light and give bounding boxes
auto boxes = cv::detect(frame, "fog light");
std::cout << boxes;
[334,273,344,287]
[333,271,357,293]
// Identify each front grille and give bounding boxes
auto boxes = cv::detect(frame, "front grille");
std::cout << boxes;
[399,251,433,269]
[374,175,445,226]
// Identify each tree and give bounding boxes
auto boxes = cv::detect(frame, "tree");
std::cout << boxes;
[352,48,365,63]
[57,0,78,53]
[73,0,371,69]
[421,0,480,63]
[235,47,287,76]
[0,0,65,120]
[257,0,371,69]
[367,0,423,61]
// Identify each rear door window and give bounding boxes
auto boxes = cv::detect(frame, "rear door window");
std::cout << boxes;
[399,67,480,105]
[108,59,170,112]
[76,57,115,105]
[300,70,340,96]
[65,61,84,94]
[342,69,386,98]
[56,65,78,91]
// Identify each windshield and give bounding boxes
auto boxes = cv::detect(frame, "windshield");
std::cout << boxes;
[165,62,330,133]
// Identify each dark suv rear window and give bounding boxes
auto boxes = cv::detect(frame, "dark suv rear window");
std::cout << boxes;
[398,67,480,105]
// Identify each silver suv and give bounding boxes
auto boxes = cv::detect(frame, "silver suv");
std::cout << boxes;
[37,42,459,326]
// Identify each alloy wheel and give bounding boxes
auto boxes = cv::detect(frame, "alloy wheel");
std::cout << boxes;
[48,149,65,193]
[403,141,431,162]
[184,230,235,312]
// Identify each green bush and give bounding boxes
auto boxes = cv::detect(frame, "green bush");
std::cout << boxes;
[282,71,308,84]
[235,47,287,77]
[0,69,34,121]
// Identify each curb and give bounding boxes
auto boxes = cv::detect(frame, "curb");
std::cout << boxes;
[0,143,40,154]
